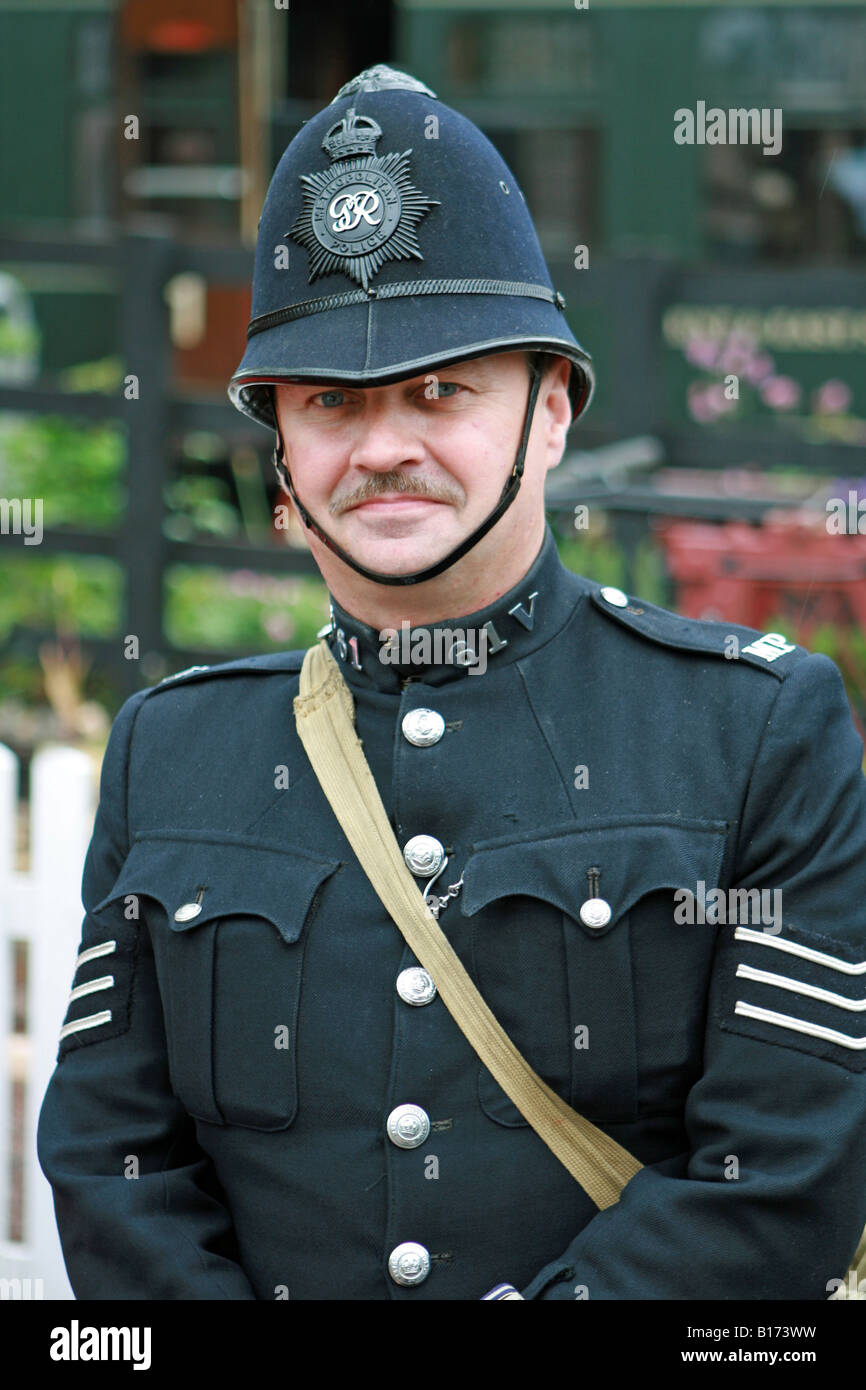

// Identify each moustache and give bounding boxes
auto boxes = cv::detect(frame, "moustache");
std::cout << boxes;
[330,471,464,516]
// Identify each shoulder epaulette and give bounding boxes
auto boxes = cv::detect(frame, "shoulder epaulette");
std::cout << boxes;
[144,649,306,696]
[588,583,808,681]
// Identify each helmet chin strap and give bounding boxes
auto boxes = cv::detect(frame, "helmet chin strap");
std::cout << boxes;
[271,360,543,587]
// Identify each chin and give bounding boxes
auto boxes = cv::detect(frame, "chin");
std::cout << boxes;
[347,538,443,578]
[337,516,460,574]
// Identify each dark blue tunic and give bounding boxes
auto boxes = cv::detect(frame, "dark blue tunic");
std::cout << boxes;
[37,528,866,1299]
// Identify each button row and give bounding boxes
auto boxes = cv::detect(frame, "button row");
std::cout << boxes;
[391,682,616,1293]
[395,687,622,1292]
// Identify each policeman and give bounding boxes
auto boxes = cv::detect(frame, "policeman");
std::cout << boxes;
[38,64,866,1300]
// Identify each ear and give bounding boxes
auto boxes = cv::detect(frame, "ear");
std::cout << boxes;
[542,356,573,471]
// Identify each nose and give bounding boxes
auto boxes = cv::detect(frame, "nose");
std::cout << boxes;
[346,396,427,474]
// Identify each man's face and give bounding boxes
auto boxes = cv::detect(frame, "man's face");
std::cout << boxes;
[272,350,572,582]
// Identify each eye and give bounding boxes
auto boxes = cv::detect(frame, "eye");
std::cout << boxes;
[426,381,461,399]
[312,389,348,408]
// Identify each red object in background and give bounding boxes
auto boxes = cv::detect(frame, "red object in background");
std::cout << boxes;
[657,519,866,743]
[173,286,251,392]
[657,520,866,638]
[148,22,218,53]
[122,0,238,52]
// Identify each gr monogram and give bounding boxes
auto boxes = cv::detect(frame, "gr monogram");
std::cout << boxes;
[329,188,382,232]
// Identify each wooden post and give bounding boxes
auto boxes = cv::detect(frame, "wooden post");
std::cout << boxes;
[237,0,275,246]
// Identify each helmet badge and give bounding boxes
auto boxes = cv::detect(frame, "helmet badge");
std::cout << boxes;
[288,108,440,292]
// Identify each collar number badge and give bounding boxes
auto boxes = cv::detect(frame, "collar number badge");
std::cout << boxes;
[288,108,440,291]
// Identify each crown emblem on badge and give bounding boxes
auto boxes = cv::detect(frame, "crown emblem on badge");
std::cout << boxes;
[288,108,440,293]
[322,111,381,160]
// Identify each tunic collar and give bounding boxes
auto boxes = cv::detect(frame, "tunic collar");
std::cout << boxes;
[324,524,584,692]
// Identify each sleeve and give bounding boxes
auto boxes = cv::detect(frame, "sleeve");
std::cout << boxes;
[520,652,866,1301]
[36,690,258,1300]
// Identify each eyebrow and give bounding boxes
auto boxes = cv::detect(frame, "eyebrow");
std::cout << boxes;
[285,363,494,394]
[278,357,518,412]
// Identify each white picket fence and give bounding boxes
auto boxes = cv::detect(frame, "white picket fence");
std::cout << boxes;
[0,740,97,1299]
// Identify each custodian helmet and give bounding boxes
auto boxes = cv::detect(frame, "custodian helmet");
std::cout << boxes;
[228,64,595,585]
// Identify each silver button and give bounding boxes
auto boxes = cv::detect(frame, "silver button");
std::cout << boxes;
[388,1242,431,1287]
[402,708,445,747]
[403,834,445,877]
[174,902,203,923]
[600,586,628,608]
[579,897,612,929]
[386,1103,431,1149]
[396,967,437,1006]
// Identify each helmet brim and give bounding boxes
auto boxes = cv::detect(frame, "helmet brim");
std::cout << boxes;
[228,292,594,431]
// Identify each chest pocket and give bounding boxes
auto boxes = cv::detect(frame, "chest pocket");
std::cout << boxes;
[92,830,340,1130]
[460,816,728,1127]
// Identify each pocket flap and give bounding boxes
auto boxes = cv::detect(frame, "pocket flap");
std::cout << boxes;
[461,815,728,936]
[92,830,341,945]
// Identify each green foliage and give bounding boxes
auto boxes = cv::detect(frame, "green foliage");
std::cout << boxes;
[162,477,241,540]
[0,317,39,359]
[0,554,121,642]
[0,414,125,529]
[0,554,123,709]
[555,522,626,590]
[58,355,124,394]
[165,566,330,652]
[553,512,668,606]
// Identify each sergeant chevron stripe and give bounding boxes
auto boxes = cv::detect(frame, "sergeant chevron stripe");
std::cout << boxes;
[735,963,866,1011]
[68,975,114,1004]
[75,939,117,968]
[734,1002,866,1050]
[59,1010,112,1041]
[734,926,866,975]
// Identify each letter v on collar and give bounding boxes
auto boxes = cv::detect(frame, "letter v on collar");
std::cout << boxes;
[507,590,539,631]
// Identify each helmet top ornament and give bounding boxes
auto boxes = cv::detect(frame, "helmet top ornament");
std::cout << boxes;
[330,65,437,100]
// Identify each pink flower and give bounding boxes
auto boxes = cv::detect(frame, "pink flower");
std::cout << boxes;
[264,612,295,643]
[685,337,721,370]
[760,376,801,411]
[687,381,737,423]
[718,333,759,374]
[708,382,738,415]
[812,379,852,414]
[227,569,261,596]
[742,352,775,386]
[687,384,716,423]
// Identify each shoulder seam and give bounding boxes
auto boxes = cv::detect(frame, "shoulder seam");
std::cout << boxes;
[142,654,306,698]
